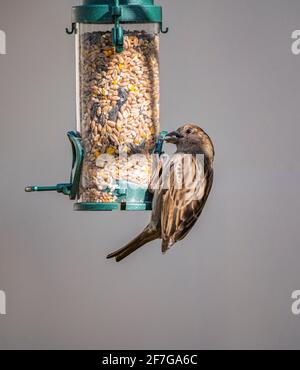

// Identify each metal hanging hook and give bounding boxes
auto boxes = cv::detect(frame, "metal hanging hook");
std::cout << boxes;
[66,23,76,35]
[160,24,169,34]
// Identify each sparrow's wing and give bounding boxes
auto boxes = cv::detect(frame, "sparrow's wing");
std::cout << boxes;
[161,154,213,253]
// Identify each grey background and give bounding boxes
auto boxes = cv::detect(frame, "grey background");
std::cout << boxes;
[0,0,299,350]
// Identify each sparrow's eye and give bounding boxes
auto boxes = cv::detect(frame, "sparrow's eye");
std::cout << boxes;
[186,128,193,134]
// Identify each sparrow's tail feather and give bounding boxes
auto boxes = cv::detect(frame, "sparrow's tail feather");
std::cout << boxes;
[161,239,174,254]
[107,226,160,262]
[161,240,169,254]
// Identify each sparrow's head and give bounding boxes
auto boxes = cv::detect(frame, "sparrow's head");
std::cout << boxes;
[165,124,215,158]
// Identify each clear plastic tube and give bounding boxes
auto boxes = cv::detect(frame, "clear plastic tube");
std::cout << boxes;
[76,23,160,203]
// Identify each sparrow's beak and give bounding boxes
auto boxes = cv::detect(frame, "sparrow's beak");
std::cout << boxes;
[165,131,183,144]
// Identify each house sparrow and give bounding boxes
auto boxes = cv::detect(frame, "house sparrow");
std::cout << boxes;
[107,124,215,262]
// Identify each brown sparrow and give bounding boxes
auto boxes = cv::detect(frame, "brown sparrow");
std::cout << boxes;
[107,124,215,262]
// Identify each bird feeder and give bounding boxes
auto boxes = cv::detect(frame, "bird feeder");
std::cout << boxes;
[25,0,168,211]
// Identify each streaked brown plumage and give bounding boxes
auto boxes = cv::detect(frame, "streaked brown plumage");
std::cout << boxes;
[107,124,215,262]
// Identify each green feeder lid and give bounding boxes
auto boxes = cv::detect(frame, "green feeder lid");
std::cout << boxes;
[72,0,163,24]
[69,1,167,59]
